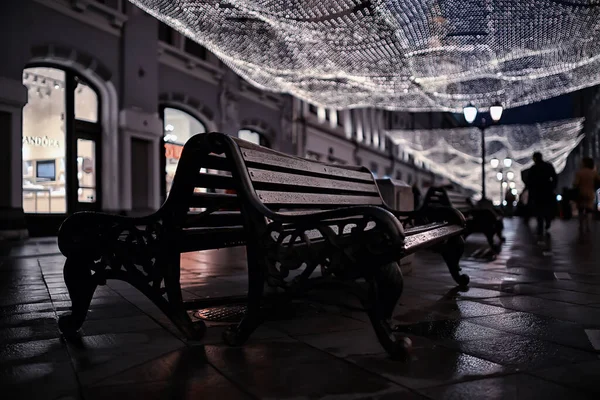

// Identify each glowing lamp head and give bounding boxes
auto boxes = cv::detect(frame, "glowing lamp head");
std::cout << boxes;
[503,158,513,168]
[490,103,503,122]
[463,104,478,124]
[490,158,500,168]
[509,182,516,189]
[496,172,503,181]
[506,171,515,180]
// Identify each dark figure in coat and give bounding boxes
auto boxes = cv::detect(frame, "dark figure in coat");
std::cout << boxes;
[525,152,557,235]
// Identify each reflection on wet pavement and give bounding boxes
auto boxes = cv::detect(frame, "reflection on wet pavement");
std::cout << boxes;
[1,219,600,399]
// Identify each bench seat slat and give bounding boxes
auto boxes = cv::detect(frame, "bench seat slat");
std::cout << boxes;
[255,190,382,206]
[241,148,373,183]
[188,192,238,208]
[184,211,243,228]
[248,168,378,194]
[403,225,463,254]
[203,154,233,172]
[194,173,236,190]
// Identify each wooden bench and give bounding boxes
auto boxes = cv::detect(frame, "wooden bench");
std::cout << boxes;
[57,132,468,359]
[421,186,505,251]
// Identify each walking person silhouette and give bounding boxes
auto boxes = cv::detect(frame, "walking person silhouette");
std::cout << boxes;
[524,152,557,236]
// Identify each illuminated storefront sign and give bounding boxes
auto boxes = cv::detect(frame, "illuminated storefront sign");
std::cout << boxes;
[165,142,183,160]
[22,136,60,148]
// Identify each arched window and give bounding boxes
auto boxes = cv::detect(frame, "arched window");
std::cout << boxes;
[238,128,270,147]
[22,66,101,214]
[161,107,207,196]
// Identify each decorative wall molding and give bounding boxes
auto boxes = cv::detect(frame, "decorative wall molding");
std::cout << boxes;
[239,118,276,144]
[31,44,113,81]
[158,42,223,84]
[239,80,282,111]
[33,0,128,36]
[159,92,218,132]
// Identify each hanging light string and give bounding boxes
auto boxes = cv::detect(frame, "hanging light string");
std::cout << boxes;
[385,118,585,195]
[129,0,600,112]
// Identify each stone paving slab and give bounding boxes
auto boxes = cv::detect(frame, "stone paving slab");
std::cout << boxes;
[1,219,600,399]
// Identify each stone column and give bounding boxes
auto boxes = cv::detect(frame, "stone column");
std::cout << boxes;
[0,77,29,240]
[118,3,162,215]
[119,108,163,215]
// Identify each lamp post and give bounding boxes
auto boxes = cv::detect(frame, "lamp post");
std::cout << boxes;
[463,103,503,200]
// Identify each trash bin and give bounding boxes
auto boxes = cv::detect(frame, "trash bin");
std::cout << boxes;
[376,178,414,275]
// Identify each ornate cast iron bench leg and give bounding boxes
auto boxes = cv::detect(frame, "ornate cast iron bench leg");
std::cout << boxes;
[58,257,98,337]
[162,254,207,340]
[363,261,412,360]
[442,236,470,287]
[223,243,265,346]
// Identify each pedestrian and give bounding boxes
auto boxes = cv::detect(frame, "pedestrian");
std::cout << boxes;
[573,157,600,235]
[504,188,516,216]
[524,152,557,236]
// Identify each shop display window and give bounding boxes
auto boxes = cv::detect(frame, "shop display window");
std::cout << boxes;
[22,66,100,213]
[163,107,206,196]
[22,67,67,213]
[238,129,269,147]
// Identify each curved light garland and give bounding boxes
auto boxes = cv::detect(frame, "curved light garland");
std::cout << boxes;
[130,0,600,112]
[385,118,584,199]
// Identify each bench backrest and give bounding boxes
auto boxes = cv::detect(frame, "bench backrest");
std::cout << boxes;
[423,186,471,212]
[232,138,384,211]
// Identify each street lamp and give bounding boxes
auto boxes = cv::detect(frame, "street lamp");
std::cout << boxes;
[490,158,500,168]
[463,103,504,200]
[463,103,478,124]
[506,171,515,181]
[490,103,504,122]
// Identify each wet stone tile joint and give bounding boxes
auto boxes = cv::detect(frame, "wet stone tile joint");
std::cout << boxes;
[1,220,600,399]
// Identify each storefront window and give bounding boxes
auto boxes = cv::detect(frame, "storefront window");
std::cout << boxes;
[77,139,97,203]
[75,79,99,123]
[163,107,206,195]
[22,67,67,213]
[238,129,269,147]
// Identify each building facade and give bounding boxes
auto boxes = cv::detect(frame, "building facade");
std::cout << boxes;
[0,0,463,238]
[556,85,600,210]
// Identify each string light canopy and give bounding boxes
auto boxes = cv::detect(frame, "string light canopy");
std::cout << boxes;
[385,118,584,199]
[129,0,600,112]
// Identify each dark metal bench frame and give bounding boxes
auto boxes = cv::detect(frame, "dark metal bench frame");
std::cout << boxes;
[421,186,505,251]
[58,132,468,358]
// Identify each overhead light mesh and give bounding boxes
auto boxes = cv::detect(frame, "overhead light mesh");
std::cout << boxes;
[130,0,600,112]
[385,118,584,200]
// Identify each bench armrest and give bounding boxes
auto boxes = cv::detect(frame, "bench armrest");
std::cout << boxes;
[392,205,466,227]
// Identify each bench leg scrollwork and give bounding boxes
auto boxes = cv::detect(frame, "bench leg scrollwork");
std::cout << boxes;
[441,236,469,287]
[58,257,98,337]
[363,261,412,360]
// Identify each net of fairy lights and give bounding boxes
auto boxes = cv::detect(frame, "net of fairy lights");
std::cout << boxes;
[129,0,600,112]
[385,118,584,201]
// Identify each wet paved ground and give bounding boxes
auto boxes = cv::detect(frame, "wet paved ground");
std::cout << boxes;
[1,218,600,399]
